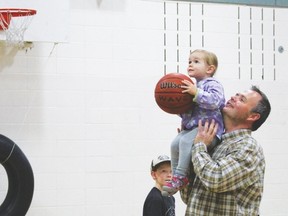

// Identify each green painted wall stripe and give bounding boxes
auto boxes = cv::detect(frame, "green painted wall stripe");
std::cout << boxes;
[175,0,288,7]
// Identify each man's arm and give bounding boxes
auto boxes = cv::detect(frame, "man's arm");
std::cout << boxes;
[192,120,262,193]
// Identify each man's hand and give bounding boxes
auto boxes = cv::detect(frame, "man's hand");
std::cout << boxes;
[194,119,218,147]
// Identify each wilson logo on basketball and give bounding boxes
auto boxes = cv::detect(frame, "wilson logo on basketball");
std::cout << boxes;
[160,82,181,89]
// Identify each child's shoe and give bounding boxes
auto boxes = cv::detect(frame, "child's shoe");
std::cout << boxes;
[162,174,188,196]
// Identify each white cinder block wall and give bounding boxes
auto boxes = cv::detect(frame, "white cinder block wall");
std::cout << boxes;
[0,0,287,215]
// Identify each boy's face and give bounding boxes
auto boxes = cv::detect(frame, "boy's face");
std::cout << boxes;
[151,162,172,188]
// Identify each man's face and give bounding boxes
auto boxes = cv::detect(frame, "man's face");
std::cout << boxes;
[223,90,261,123]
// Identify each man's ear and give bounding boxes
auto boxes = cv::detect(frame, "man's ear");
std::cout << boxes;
[248,112,260,121]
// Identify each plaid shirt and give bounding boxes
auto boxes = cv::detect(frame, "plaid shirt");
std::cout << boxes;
[180,129,265,216]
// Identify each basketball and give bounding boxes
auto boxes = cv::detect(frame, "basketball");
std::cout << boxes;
[154,73,194,114]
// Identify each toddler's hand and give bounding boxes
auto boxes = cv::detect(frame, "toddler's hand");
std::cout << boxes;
[181,79,197,96]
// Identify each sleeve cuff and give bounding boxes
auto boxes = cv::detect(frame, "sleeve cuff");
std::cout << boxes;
[193,88,202,102]
[193,142,208,152]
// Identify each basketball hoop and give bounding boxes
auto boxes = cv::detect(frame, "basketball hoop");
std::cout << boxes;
[0,8,37,48]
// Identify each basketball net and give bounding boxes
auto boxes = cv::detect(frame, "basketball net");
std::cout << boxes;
[0,9,36,48]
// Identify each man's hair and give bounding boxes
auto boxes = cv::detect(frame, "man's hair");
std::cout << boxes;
[250,85,271,131]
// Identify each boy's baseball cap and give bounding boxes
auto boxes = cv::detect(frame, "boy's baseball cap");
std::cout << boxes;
[151,155,171,171]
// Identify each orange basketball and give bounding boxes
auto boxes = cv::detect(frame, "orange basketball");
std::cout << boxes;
[154,73,194,114]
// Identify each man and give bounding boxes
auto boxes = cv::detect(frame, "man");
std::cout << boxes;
[143,155,175,216]
[180,85,271,216]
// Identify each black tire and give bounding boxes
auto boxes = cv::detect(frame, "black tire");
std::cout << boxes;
[0,134,34,216]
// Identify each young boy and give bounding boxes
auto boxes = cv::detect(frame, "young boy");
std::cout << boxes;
[143,155,175,216]
[163,49,225,196]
